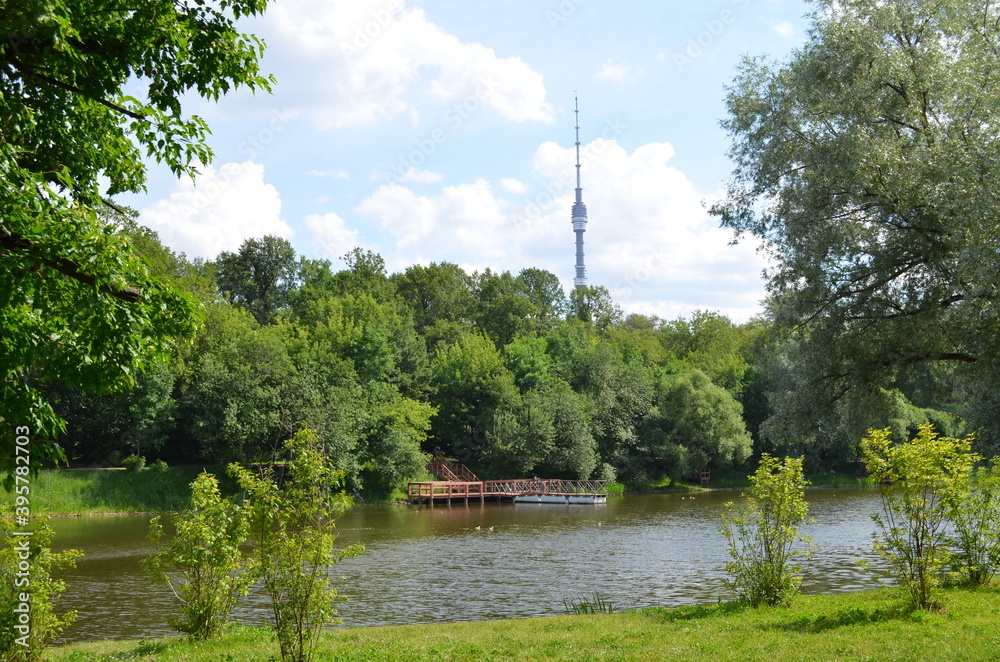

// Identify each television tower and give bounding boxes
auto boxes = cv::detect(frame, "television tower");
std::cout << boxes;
[572,96,588,289]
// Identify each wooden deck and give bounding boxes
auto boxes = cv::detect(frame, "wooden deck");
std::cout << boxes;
[407,478,608,504]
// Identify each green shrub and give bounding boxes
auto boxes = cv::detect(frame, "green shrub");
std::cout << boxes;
[0,510,81,661]
[229,429,363,662]
[143,471,255,640]
[149,459,169,473]
[122,454,146,472]
[605,482,625,495]
[944,457,1000,586]
[862,425,977,610]
[719,454,813,607]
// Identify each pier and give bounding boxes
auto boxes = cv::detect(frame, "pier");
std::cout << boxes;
[408,458,607,504]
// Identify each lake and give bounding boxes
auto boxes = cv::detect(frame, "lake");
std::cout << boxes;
[51,488,887,643]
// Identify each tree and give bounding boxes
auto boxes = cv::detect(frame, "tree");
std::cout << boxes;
[391,262,474,338]
[0,0,273,476]
[719,455,813,607]
[711,0,1000,450]
[641,368,753,479]
[658,311,762,398]
[515,267,567,335]
[216,236,300,325]
[430,331,520,466]
[181,306,295,463]
[472,268,535,347]
[569,285,621,331]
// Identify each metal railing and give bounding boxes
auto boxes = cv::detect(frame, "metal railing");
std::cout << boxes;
[484,479,607,496]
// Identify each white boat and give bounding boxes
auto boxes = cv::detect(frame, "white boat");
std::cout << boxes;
[514,493,607,504]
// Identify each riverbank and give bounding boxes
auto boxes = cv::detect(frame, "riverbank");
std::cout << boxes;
[27,467,209,515]
[48,586,1000,661]
[23,468,872,516]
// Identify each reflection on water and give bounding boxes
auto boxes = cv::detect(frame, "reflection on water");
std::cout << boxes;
[51,488,885,643]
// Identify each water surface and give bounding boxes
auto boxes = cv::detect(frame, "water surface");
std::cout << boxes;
[52,488,886,643]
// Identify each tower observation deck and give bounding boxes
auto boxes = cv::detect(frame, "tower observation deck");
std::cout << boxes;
[572,96,588,289]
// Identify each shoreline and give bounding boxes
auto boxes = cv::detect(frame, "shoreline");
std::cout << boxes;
[46,586,1000,661]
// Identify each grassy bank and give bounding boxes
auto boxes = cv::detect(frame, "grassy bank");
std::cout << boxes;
[19,467,874,515]
[48,587,1000,661]
[26,467,210,515]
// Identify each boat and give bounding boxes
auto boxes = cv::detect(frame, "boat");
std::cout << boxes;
[513,493,607,504]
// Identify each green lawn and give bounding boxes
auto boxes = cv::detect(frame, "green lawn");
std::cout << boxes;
[48,586,1000,662]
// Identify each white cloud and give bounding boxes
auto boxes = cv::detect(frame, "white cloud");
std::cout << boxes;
[348,135,767,319]
[139,161,291,259]
[771,20,795,37]
[593,58,641,83]
[521,139,768,321]
[356,179,512,271]
[355,138,767,321]
[265,0,554,129]
[399,166,444,183]
[500,178,527,194]
[305,212,364,260]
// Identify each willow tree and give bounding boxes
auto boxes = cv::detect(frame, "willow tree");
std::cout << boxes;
[0,1,273,476]
[711,0,1000,451]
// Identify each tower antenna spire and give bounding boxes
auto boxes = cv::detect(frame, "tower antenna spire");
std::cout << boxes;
[572,95,588,289]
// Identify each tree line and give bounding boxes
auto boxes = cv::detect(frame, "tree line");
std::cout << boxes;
[41,220,992,496]
[5,0,1000,496]
[38,221,768,495]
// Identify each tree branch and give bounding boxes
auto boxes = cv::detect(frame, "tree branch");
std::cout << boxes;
[0,225,141,302]
[7,56,147,122]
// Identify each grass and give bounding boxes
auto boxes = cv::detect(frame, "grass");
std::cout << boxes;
[26,467,211,515]
[46,586,1000,661]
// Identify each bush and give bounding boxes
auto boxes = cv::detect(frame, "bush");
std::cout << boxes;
[149,459,169,473]
[229,429,363,662]
[862,425,977,610]
[945,457,1000,586]
[0,510,81,661]
[719,454,813,607]
[122,454,146,472]
[143,472,254,640]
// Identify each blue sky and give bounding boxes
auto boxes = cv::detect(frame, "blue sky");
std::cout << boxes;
[125,0,813,322]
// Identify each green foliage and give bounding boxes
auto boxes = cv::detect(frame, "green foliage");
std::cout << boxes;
[229,429,363,662]
[944,457,1000,586]
[0,0,272,480]
[642,368,753,479]
[391,262,475,338]
[216,236,301,325]
[144,472,254,640]
[861,425,978,610]
[431,331,521,466]
[181,309,297,463]
[121,454,145,472]
[0,511,81,661]
[563,594,616,615]
[604,481,625,495]
[711,0,1000,449]
[720,455,813,607]
[568,285,621,331]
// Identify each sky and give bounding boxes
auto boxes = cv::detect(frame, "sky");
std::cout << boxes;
[124,0,814,323]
